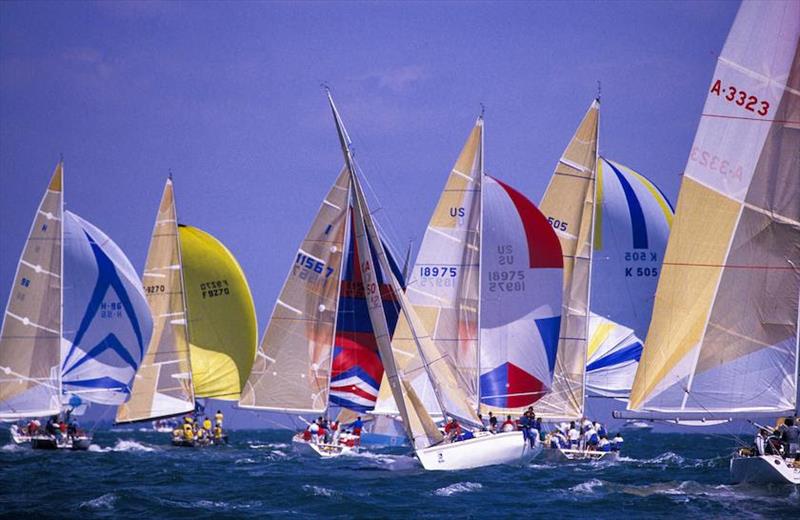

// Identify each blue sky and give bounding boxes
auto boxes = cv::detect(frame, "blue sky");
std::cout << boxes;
[0,1,740,429]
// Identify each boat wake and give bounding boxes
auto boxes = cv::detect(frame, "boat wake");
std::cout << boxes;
[1,443,23,452]
[433,482,483,497]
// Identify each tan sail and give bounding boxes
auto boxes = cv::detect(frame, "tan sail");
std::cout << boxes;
[0,164,64,419]
[375,122,483,414]
[628,1,799,415]
[533,100,599,420]
[239,168,350,412]
[116,179,194,423]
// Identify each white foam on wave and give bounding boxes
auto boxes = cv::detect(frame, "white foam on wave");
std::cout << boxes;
[569,478,604,494]
[89,439,157,452]
[433,482,483,497]
[1,443,23,452]
[80,493,118,510]
[248,442,288,450]
[235,457,256,464]
[302,484,338,497]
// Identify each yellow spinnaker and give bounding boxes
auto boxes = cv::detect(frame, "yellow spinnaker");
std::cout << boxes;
[179,226,257,400]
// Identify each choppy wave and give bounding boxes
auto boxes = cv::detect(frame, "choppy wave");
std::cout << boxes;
[302,485,338,497]
[433,482,483,497]
[1,443,23,452]
[80,493,118,511]
[570,478,604,494]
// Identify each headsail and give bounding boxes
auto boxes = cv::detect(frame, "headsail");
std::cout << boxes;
[0,164,64,419]
[180,226,257,400]
[534,100,599,420]
[479,176,563,413]
[628,0,800,417]
[116,179,194,423]
[239,169,350,412]
[60,211,153,405]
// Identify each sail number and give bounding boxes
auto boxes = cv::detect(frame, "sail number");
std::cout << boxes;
[145,284,166,294]
[200,279,230,299]
[419,266,458,277]
[709,79,769,116]
[294,253,335,283]
[487,270,526,292]
[624,251,659,278]
[100,301,123,318]
[547,216,568,232]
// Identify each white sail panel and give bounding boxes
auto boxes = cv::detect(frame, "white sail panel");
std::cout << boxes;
[585,314,642,398]
[629,0,800,415]
[61,211,153,405]
[0,165,63,419]
[479,176,562,413]
[239,168,350,412]
[592,158,673,340]
[116,179,194,423]
[534,100,599,420]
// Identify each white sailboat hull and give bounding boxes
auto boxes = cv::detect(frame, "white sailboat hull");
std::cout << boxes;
[291,433,358,458]
[31,434,91,451]
[730,455,800,485]
[10,425,31,444]
[541,446,619,462]
[415,431,539,471]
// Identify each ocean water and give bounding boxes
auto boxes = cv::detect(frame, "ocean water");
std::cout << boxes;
[1,429,798,518]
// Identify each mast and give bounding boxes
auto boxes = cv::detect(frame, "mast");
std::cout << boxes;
[583,97,600,418]
[475,111,484,414]
[170,176,197,409]
[58,160,65,408]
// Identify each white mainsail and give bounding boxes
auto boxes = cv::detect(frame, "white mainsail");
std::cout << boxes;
[627,0,800,418]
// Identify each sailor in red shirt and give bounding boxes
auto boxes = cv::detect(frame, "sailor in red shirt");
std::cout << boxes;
[444,417,462,441]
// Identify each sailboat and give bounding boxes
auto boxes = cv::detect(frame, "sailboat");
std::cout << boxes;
[618,0,800,485]
[533,102,673,462]
[363,111,564,467]
[0,163,154,450]
[115,177,258,447]
[238,106,406,458]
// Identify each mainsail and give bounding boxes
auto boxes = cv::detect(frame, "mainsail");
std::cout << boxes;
[628,0,800,417]
[180,225,257,400]
[239,143,405,415]
[0,165,64,419]
[116,180,194,423]
[533,100,599,420]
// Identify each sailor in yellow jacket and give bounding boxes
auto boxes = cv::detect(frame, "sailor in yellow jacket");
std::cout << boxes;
[182,421,194,442]
[203,417,212,432]
[215,410,224,428]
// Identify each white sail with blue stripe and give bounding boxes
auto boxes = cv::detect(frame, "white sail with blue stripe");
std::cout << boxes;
[61,211,153,405]
[583,157,672,398]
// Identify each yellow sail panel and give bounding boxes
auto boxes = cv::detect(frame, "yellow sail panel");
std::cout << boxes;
[238,168,349,412]
[629,179,738,409]
[0,163,63,419]
[180,226,257,400]
[117,179,194,423]
[534,101,598,420]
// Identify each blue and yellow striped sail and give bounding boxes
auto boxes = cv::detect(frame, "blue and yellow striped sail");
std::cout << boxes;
[587,157,672,397]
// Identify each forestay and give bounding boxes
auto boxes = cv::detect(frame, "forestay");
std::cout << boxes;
[116,179,195,423]
[0,165,64,419]
[629,0,800,416]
